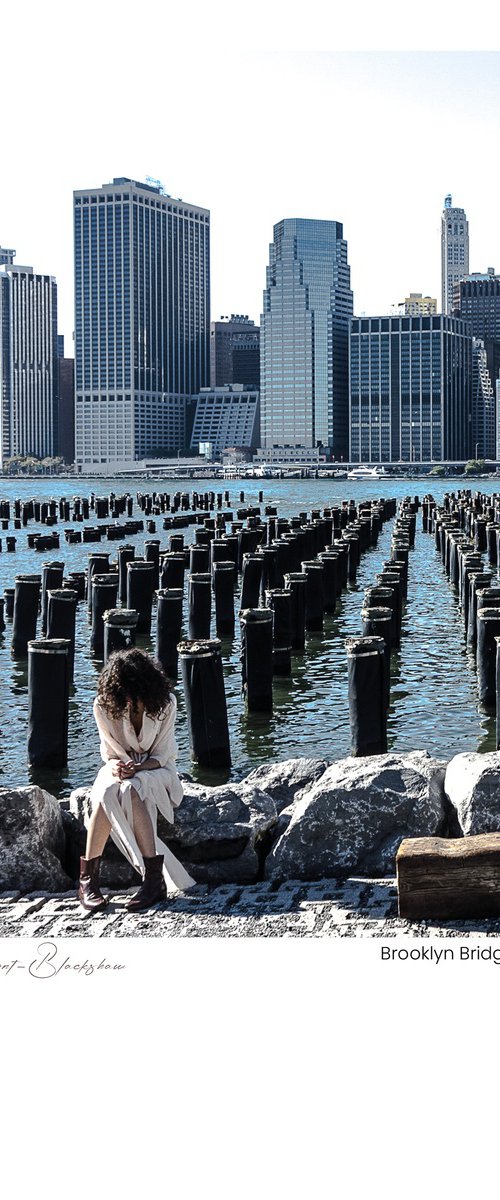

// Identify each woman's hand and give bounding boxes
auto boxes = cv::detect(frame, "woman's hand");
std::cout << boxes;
[111,759,136,780]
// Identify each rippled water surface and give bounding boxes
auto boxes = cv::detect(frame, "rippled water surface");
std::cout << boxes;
[0,475,498,798]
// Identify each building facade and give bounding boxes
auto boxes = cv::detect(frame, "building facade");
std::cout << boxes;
[453,270,500,443]
[74,177,210,468]
[441,195,469,315]
[210,316,260,388]
[349,314,473,463]
[190,384,260,459]
[57,357,75,463]
[398,293,437,316]
[453,270,500,340]
[472,338,496,460]
[261,217,353,459]
[0,257,58,464]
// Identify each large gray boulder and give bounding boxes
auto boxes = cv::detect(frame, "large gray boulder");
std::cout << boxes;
[265,750,446,881]
[244,758,330,814]
[70,782,278,886]
[158,783,277,884]
[0,786,72,892]
[445,752,500,835]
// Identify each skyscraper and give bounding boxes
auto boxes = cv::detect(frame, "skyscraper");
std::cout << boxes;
[210,316,260,388]
[261,218,353,459]
[441,195,469,315]
[472,338,496,460]
[0,252,58,465]
[74,177,210,468]
[350,314,472,463]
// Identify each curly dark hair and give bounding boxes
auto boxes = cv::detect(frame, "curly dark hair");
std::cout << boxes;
[96,648,173,718]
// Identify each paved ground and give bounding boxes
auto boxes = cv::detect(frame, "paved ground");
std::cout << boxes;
[1,877,500,937]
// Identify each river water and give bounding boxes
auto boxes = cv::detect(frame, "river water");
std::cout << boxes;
[0,475,497,799]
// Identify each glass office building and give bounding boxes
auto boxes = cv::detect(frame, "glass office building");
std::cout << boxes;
[261,218,352,459]
[350,315,473,463]
[0,259,58,463]
[74,177,210,467]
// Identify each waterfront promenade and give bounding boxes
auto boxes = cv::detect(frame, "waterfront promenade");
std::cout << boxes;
[2,877,500,938]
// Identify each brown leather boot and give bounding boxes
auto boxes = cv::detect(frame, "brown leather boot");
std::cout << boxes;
[125,854,167,912]
[78,856,109,912]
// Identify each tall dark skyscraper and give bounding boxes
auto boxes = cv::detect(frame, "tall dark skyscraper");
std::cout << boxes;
[453,270,500,443]
[261,218,353,459]
[210,316,260,388]
[0,249,58,464]
[74,177,210,468]
[350,314,473,463]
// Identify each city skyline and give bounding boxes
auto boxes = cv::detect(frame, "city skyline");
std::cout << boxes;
[4,44,500,349]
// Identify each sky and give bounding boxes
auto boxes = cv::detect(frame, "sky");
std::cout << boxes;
[3,6,500,348]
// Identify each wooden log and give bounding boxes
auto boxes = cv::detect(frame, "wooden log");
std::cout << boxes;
[396,834,500,920]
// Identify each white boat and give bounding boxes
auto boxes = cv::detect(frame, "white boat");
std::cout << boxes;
[346,465,387,481]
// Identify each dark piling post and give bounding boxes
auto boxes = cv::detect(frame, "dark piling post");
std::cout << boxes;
[91,574,119,657]
[477,609,500,708]
[318,551,339,614]
[103,609,139,663]
[240,608,274,712]
[213,562,235,637]
[41,561,64,635]
[156,588,183,680]
[4,588,15,619]
[240,554,263,610]
[265,588,292,676]
[27,639,71,767]
[360,606,392,707]
[189,544,210,574]
[118,545,135,603]
[47,588,78,681]
[86,552,110,611]
[376,571,402,644]
[160,552,186,590]
[178,638,231,768]
[12,575,41,658]
[467,572,493,648]
[259,547,278,602]
[0,597,4,633]
[188,572,212,639]
[346,635,387,755]
[126,561,155,634]
[284,572,307,652]
[144,540,161,584]
[301,560,325,632]
[67,571,86,600]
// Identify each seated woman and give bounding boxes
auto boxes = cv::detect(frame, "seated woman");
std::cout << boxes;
[78,647,194,913]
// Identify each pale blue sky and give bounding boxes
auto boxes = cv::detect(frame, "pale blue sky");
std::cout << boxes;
[2,11,500,346]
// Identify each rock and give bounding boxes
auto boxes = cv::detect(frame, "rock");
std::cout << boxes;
[70,782,278,886]
[0,786,73,893]
[265,750,447,881]
[244,758,330,814]
[445,752,500,835]
[158,783,277,884]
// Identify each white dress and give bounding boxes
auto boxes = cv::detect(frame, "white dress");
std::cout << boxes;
[89,695,195,893]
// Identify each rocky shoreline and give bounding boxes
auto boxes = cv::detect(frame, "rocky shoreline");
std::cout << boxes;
[1,748,500,936]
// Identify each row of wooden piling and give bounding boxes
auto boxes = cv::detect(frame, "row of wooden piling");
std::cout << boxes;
[1,494,397,771]
[0,488,264,533]
[425,489,500,739]
[345,498,418,756]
